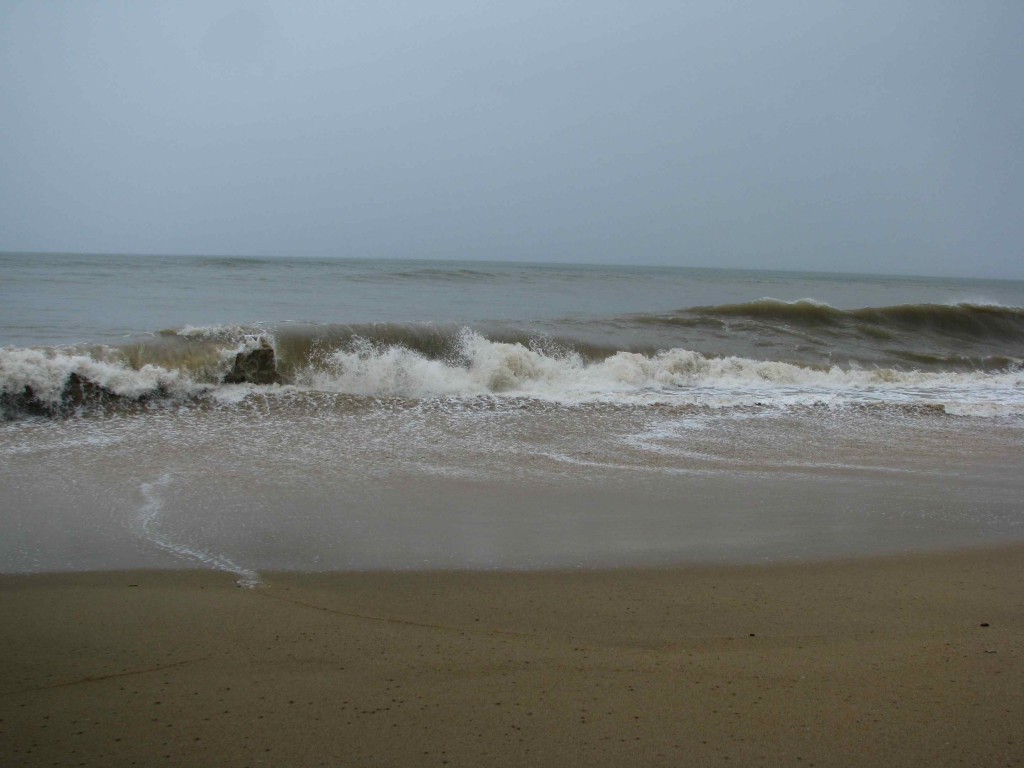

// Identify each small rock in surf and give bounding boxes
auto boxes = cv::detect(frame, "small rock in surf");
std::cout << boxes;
[222,340,287,385]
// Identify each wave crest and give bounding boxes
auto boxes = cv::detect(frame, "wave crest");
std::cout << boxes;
[646,299,1024,339]
[4,319,1023,418]
[0,347,198,418]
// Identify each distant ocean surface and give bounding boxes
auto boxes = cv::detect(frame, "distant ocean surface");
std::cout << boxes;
[2,252,1023,581]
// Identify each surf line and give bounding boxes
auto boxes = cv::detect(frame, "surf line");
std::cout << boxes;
[136,473,263,588]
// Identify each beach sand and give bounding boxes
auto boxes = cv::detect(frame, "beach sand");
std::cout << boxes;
[2,547,1022,767]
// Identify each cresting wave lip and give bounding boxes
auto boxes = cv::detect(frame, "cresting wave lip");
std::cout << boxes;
[643,298,1024,337]
[0,346,200,417]
[2,321,1023,418]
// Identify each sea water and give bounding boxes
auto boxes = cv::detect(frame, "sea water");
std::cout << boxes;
[2,253,1023,582]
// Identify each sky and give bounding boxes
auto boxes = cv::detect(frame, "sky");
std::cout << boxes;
[1,1,1021,279]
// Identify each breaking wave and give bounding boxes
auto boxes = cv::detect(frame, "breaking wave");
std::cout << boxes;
[2,313,1022,418]
[0,346,200,417]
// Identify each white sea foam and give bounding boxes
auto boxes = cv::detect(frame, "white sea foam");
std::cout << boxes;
[175,324,269,342]
[294,330,1024,414]
[0,347,196,406]
[947,297,1020,309]
[4,330,1022,416]
[0,432,126,457]
[758,296,833,307]
[137,474,262,587]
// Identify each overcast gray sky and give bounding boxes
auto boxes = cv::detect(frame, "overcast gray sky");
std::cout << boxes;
[1,1,1021,278]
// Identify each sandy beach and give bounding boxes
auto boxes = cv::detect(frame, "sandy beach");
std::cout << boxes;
[2,546,1022,767]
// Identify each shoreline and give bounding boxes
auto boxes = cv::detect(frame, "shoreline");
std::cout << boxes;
[3,545,1023,766]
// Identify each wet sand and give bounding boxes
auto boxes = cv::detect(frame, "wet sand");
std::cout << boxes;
[2,546,1023,767]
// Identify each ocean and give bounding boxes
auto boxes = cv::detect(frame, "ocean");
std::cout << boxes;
[2,252,1023,583]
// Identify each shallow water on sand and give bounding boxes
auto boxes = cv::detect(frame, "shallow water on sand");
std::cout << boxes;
[2,397,1021,580]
